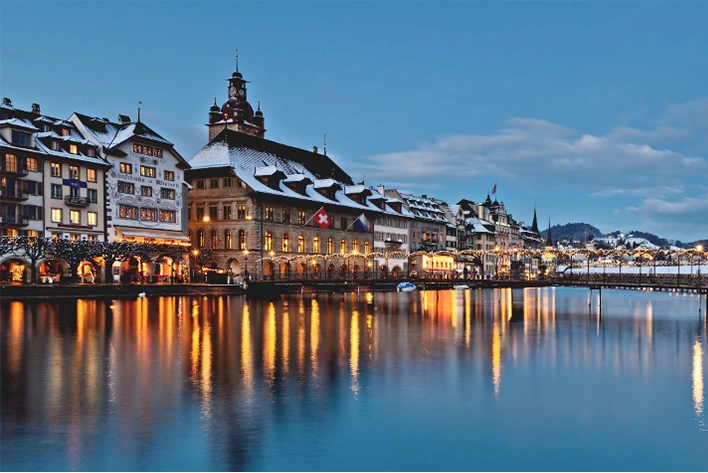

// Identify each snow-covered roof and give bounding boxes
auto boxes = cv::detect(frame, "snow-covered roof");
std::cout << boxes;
[344,184,367,194]
[0,118,38,131]
[465,217,495,234]
[254,165,280,177]
[313,178,339,189]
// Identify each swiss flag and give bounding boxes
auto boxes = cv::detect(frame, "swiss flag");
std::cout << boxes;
[313,207,331,229]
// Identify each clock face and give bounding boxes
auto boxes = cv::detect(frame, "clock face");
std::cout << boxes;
[238,89,245,96]
[229,86,237,97]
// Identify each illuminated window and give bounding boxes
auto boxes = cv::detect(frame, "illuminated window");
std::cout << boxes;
[140,208,157,221]
[118,181,134,194]
[60,128,70,137]
[282,208,290,223]
[133,144,143,154]
[69,144,78,155]
[265,206,273,221]
[164,170,174,181]
[340,238,347,254]
[298,211,306,225]
[69,165,79,179]
[140,166,156,178]
[225,230,232,250]
[141,186,152,197]
[352,240,360,253]
[119,162,132,174]
[239,230,246,250]
[313,235,320,253]
[51,208,62,223]
[327,237,333,255]
[264,231,272,251]
[87,212,97,226]
[197,229,204,247]
[298,234,305,253]
[86,168,96,182]
[237,205,246,219]
[364,241,371,254]
[51,162,61,177]
[119,205,138,220]
[69,210,80,224]
[159,210,176,223]
[211,229,217,249]
[3,153,16,172]
[26,157,37,172]
[160,188,175,200]
[143,146,153,156]
[282,233,289,252]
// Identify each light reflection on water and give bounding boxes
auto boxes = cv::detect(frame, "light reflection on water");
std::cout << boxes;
[1,287,706,471]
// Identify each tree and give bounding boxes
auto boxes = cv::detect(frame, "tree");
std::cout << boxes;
[0,237,16,258]
[132,243,163,283]
[96,241,134,283]
[49,239,100,283]
[13,236,52,284]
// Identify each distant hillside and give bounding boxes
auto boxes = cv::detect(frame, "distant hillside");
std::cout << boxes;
[541,223,603,243]
[624,230,669,248]
[684,239,707,249]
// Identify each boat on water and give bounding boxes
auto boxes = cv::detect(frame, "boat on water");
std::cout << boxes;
[396,282,417,293]
[453,284,469,290]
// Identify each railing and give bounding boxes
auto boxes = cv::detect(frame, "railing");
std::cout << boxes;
[2,215,29,227]
[0,187,28,200]
[0,166,29,176]
[64,196,89,207]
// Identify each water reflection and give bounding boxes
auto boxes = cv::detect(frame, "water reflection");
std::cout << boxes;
[1,288,706,471]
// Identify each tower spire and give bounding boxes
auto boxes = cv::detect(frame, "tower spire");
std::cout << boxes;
[547,217,553,248]
[531,203,539,234]
[235,48,239,72]
[323,133,327,156]
[137,100,142,122]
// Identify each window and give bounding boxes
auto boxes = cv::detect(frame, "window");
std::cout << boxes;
[70,210,81,224]
[209,206,218,220]
[143,146,153,156]
[298,234,305,253]
[87,212,97,226]
[51,208,62,223]
[264,231,272,251]
[188,207,192,221]
[69,144,78,155]
[196,179,205,189]
[313,236,321,254]
[141,208,157,221]
[118,181,134,194]
[140,166,156,178]
[133,144,143,154]
[3,153,17,172]
[154,148,162,158]
[353,240,360,253]
[237,205,246,219]
[225,230,232,250]
[86,169,96,182]
[364,241,371,255]
[26,157,37,172]
[159,210,176,223]
[141,186,152,197]
[298,211,306,225]
[327,237,333,255]
[223,205,232,220]
[51,162,61,177]
[197,229,204,247]
[341,217,347,230]
[86,148,95,157]
[210,178,219,189]
[211,230,217,249]
[11,130,30,146]
[119,162,132,174]
[161,188,175,200]
[51,184,62,199]
[282,208,290,224]
[69,165,79,179]
[87,189,97,203]
[239,230,246,250]
[164,170,174,181]
[119,205,138,220]
[223,177,232,187]
[282,233,289,252]
[196,208,204,220]
[60,128,70,137]
[340,238,347,255]
[51,141,60,151]
[265,206,274,221]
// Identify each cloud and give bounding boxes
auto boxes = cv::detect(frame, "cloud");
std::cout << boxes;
[625,194,708,237]
[627,194,708,216]
[348,114,707,191]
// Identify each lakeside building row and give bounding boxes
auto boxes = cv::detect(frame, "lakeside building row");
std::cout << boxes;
[1,63,543,283]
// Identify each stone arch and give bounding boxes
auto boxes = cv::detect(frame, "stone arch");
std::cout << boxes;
[326,264,335,279]
[296,262,306,278]
[280,262,291,279]
[263,261,274,279]
[312,263,322,279]
[0,257,30,283]
[227,258,242,275]
[77,259,101,283]
[391,266,401,279]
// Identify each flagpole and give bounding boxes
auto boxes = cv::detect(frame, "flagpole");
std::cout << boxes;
[302,206,324,227]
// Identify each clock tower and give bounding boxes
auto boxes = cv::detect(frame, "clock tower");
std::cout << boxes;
[208,63,266,141]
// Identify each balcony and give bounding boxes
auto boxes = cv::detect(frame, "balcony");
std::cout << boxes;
[0,187,28,201]
[0,166,29,177]
[65,195,89,207]
[2,215,29,227]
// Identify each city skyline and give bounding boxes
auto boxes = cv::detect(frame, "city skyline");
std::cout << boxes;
[2,1,706,241]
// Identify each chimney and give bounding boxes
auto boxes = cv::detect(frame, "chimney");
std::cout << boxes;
[31,103,40,113]
[312,145,318,154]
[117,114,131,124]
[422,194,427,199]
[2,97,11,107]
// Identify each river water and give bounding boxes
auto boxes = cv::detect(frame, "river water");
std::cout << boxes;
[1,288,706,471]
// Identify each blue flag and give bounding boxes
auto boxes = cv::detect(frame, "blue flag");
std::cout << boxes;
[353,213,369,232]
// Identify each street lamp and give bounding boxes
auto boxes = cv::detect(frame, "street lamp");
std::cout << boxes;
[243,249,249,282]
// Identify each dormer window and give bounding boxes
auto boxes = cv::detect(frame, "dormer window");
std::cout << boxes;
[51,141,60,151]
[86,148,95,157]
[69,144,78,155]
[60,128,70,137]
[11,130,30,147]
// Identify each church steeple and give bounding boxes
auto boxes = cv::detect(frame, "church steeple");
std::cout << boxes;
[208,58,266,141]
[546,218,553,248]
[531,205,539,234]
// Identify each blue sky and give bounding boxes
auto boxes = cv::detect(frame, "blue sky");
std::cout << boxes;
[2,1,707,242]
